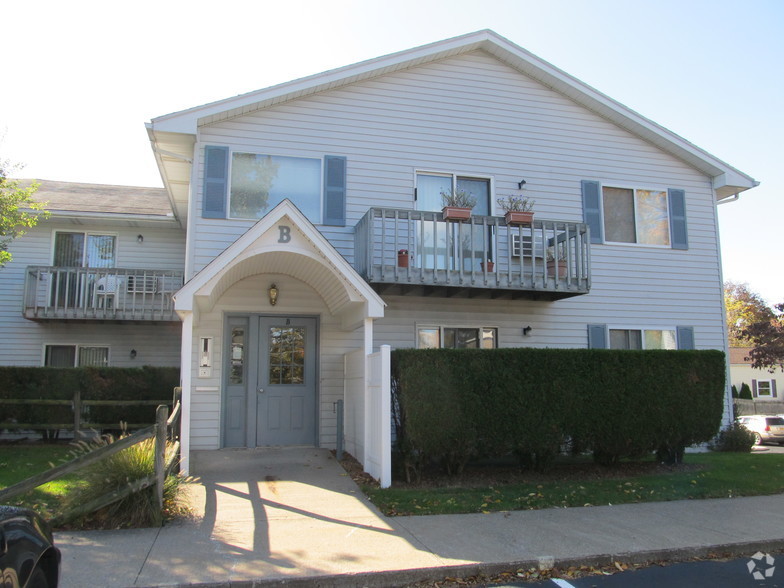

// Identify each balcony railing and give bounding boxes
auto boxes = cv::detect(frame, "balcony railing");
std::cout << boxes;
[354,208,590,299]
[23,266,184,322]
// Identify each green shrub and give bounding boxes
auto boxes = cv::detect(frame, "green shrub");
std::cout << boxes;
[731,384,739,398]
[739,383,753,400]
[392,348,725,478]
[61,436,186,528]
[710,423,755,452]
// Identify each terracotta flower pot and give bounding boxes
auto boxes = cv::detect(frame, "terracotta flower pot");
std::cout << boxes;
[397,251,409,268]
[442,206,472,221]
[480,261,495,272]
[505,211,534,225]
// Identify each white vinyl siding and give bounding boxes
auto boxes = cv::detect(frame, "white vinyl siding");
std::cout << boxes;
[0,221,185,367]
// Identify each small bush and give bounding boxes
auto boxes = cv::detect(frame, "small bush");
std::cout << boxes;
[731,384,739,398]
[61,436,187,528]
[739,383,753,400]
[710,423,755,452]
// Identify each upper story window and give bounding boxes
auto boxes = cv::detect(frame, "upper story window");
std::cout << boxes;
[581,181,688,250]
[416,172,491,215]
[602,187,669,246]
[230,153,322,222]
[54,231,116,268]
[202,146,347,226]
[417,325,497,349]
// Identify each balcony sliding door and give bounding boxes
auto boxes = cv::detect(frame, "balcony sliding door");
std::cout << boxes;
[51,232,116,308]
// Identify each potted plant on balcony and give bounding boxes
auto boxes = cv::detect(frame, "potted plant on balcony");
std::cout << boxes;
[546,244,568,276]
[480,257,494,272]
[440,188,477,221]
[397,248,410,268]
[497,195,535,225]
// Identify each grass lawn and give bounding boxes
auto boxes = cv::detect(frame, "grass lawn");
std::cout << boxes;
[364,452,784,516]
[0,444,87,519]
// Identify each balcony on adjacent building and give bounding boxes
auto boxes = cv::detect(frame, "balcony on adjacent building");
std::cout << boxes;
[354,208,591,299]
[23,266,184,322]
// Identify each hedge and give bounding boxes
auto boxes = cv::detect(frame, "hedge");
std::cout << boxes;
[392,348,725,477]
[0,366,180,431]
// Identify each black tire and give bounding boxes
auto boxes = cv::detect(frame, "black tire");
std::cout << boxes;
[754,433,763,446]
[26,566,49,588]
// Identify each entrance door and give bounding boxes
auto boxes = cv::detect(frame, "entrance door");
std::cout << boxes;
[255,316,317,446]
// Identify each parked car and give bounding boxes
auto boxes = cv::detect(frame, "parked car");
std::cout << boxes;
[0,506,60,588]
[736,415,784,446]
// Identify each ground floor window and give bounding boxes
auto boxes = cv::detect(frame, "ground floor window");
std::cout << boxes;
[609,329,677,350]
[44,345,109,367]
[417,326,497,349]
[756,380,773,398]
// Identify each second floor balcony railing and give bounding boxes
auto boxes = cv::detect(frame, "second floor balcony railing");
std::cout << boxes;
[23,266,184,322]
[354,208,591,299]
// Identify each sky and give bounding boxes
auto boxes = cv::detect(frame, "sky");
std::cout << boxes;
[2,0,782,305]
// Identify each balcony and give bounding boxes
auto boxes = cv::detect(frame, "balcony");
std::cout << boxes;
[354,208,590,300]
[23,267,184,322]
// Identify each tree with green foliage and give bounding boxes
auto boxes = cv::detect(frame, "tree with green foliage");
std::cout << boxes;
[724,281,774,346]
[0,158,48,266]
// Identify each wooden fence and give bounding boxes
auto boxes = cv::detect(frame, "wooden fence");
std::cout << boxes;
[0,387,181,526]
[0,391,170,438]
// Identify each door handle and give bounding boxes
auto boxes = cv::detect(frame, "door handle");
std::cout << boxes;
[258,387,265,394]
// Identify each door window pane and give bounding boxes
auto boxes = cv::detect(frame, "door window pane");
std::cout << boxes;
[268,327,306,385]
[53,233,85,267]
[229,327,245,385]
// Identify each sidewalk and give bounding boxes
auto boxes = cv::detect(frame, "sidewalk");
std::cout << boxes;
[54,448,784,587]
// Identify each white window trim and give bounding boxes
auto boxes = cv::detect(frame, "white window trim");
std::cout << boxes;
[756,379,773,397]
[599,182,671,248]
[227,149,323,222]
[42,343,111,367]
[50,229,119,267]
[416,323,498,349]
[608,326,677,350]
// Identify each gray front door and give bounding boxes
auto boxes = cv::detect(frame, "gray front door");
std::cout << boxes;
[256,316,317,446]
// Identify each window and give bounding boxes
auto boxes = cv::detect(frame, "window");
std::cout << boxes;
[417,326,497,349]
[416,172,490,215]
[45,345,109,367]
[53,232,116,268]
[230,152,321,222]
[609,329,677,350]
[602,186,669,246]
[756,380,773,398]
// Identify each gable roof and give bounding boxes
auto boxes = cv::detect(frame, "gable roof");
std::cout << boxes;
[173,199,385,329]
[147,29,758,224]
[20,179,177,225]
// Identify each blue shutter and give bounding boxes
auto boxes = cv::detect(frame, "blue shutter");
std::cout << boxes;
[676,326,695,350]
[751,379,758,398]
[588,324,608,349]
[772,380,778,398]
[323,155,347,226]
[203,146,229,219]
[581,180,603,244]
[668,188,688,250]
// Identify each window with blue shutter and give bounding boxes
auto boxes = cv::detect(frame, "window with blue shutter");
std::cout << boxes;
[203,146,229,219]
[581,180,603,244]
[668,188,688,250]
[676,326,695,350]
[323,155,347,226]
[588,324,608,349]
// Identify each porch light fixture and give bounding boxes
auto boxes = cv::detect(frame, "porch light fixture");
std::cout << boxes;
[130,349,137,359]
[137,234,144,244]
[268,284,279,306]
[518,179,527,190]
[522,326,532,336]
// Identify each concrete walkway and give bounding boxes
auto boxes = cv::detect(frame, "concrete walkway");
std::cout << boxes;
[54,448,784,587]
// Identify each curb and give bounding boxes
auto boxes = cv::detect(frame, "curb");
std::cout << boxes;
[137,539,784,588]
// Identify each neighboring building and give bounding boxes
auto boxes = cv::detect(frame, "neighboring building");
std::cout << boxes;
[3,31,758,483]
[729,347,782,414]
[3,180,185,368]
